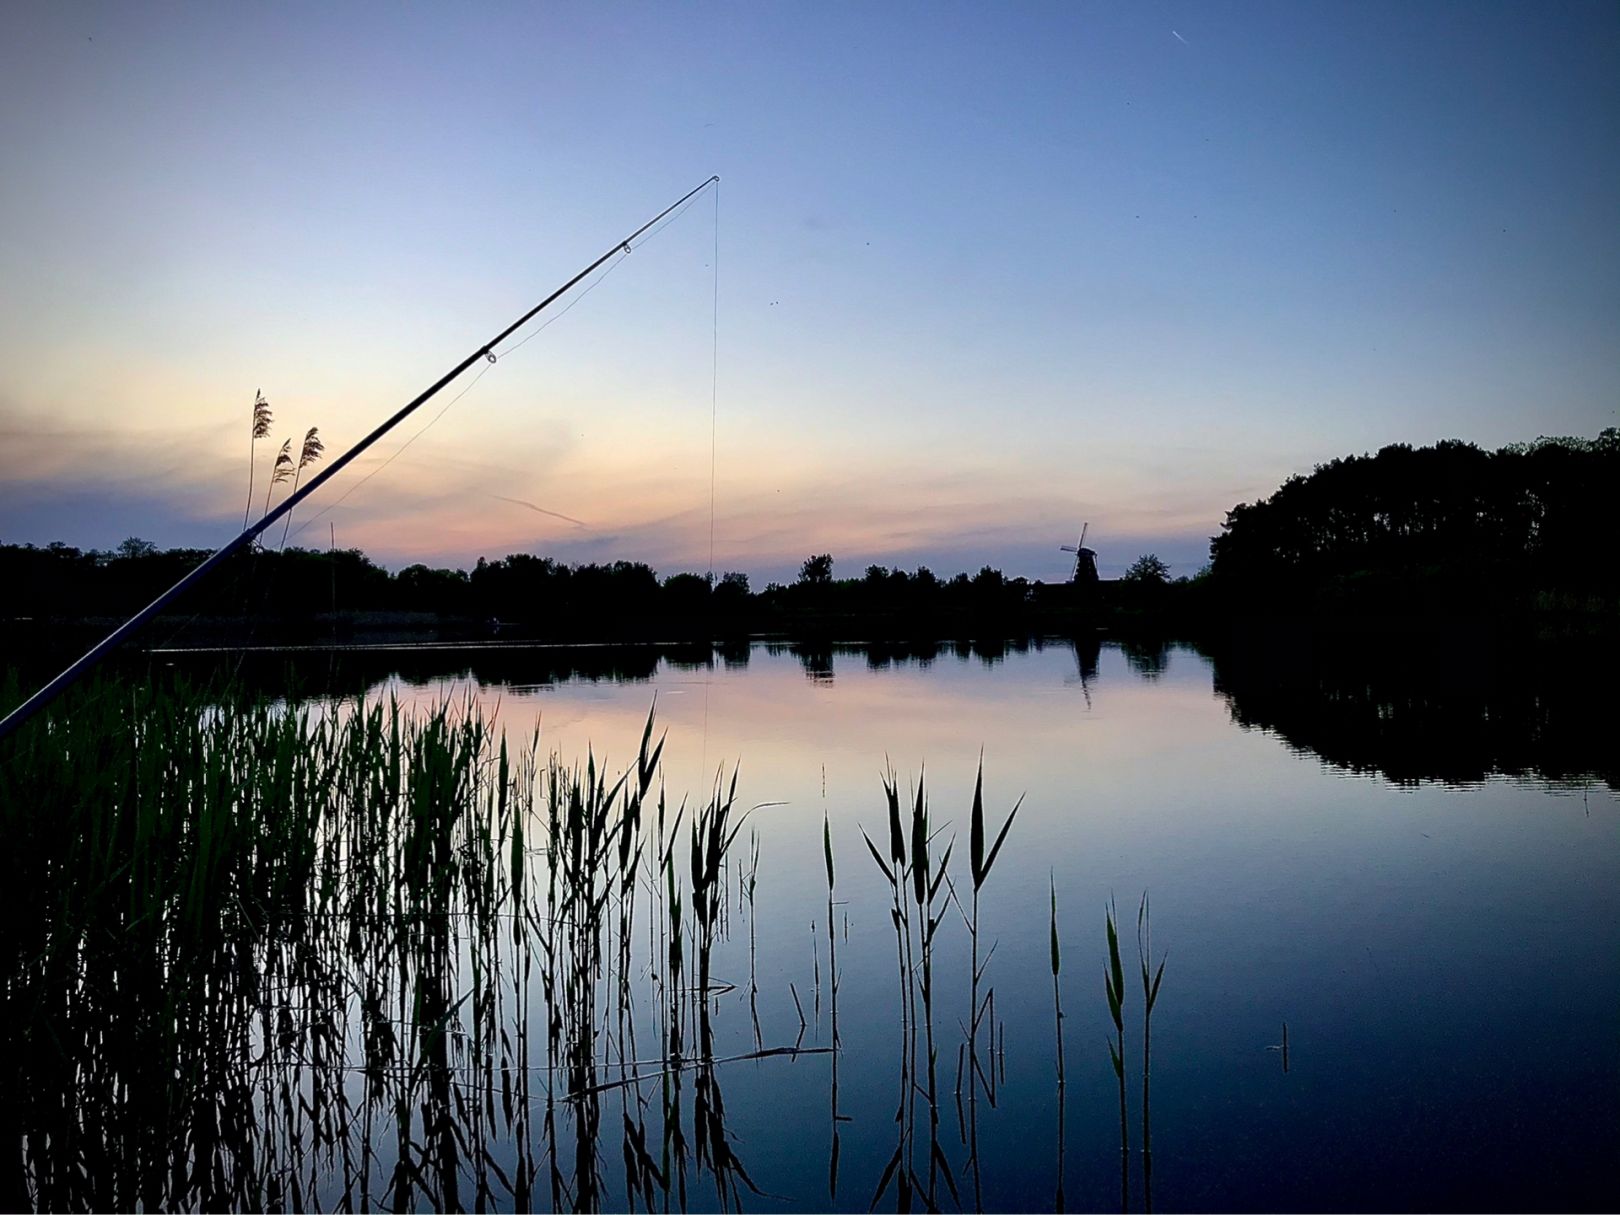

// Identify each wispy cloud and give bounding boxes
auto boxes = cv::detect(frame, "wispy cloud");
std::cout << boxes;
[488,495,588,528]
[0,404,1239,580]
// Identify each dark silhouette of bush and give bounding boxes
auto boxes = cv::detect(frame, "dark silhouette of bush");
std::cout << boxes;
[1208,431,1619,614]
[798,554,834,585]
[1122,555,1171,585]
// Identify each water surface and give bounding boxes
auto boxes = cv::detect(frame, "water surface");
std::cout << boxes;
[145,634,1619,1212]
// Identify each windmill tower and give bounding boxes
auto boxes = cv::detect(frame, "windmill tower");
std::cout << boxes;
[1060,523,1100,587]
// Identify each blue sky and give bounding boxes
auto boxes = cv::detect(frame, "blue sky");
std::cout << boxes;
[2,1,1615,582]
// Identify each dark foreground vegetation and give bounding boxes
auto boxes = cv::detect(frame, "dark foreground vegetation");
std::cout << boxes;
[3,431,1614,649]
[1206,430,1619,624]
[0,673,1164,1212]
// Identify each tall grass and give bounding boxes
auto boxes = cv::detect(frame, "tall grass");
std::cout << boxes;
[1105,897,1129,1212]
[243,389,272,529]
[1138,893,1167,1213]
[261,437,293,524]
[278,426,325,549]
[966,760,1021,1211]
[1052,873,1066,1212]
[824,806,843,1204]
[860,759,1020,1212]
[0,670,1172,1213]
[0,673,785,1212]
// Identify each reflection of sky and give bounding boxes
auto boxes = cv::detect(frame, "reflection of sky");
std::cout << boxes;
[369,640,1618,1209]
[4,5,1617,583]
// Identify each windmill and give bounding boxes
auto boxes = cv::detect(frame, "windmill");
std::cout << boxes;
[1060,523,1100,586]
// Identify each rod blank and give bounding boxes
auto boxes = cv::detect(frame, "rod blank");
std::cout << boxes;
[0,175,719,743]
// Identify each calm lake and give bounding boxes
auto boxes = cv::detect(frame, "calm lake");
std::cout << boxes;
[129,632,1617,1213]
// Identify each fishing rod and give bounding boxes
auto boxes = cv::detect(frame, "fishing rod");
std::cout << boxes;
[0,175,720,744]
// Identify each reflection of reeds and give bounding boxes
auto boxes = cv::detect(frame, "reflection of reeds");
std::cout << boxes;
[967,760,1022,1211]
[10,673,1163,1213]
[863,766,963,1211]
[1,676,800,1212]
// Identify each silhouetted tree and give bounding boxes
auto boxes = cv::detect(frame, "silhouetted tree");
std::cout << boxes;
[662,572,711,615]
[1209,431,1619,611]
[713,571,750,610]
[1123,554,1171,585]
[396,564,471,615]
[798,554,834,586]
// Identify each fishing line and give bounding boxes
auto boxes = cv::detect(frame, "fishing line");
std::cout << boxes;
[701,179,720,782]
[1,176,721,742]
[709,180,720,592]
[287,254,619,542]
[288,187,710,545]
[284,359,497,543]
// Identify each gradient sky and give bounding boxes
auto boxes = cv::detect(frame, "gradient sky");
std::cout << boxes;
[2,1,1616,583]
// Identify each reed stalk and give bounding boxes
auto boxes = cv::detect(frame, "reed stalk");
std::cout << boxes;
[824,808,842,1202]
[1138,892,1167,1213]
[261,437,293,526]
[966,758,1021,1211]
[1052,872,1066,1212]
[243,389,272,529]
[277,427,325,549]
[5,669,1084,1213]
[1105,897,1130,1212]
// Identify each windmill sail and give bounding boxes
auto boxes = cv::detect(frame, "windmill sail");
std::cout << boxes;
[1060,523,1099,585]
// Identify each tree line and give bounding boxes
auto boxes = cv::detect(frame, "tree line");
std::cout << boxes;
[0,542,1103,636]
[1207,430,1618,612]
[5,429,1610,640]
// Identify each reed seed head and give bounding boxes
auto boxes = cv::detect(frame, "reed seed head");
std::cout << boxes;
[298,426,324,469]
[270,438,294,484]
[251,389,273,438]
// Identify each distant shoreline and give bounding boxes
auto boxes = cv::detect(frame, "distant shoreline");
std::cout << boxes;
[4,596,1614,665]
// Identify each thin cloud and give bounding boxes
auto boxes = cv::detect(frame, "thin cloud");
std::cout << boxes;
[489,494,588,528]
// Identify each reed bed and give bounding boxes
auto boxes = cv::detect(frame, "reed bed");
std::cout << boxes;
[0,672,1168,1213]
[0,675,781,1212]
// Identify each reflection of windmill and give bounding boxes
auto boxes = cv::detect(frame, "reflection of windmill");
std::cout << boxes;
[1060,523,1100,586]
[1063,631,1102,706]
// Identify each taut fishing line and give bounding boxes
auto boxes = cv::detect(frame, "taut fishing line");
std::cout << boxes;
[287,245,624,544]
[701,178,720,783]
[708,179,721,587]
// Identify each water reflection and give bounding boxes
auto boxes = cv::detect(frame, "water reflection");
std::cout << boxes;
[1209,632,1619,790]
[7,632,1617,1212]
[134,631,1620,790]
[759,636,1045,681]
[1120,637,1169,680]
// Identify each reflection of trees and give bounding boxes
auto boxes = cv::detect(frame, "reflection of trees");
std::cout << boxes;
[138,637,1079,699]
[776,637,1040,682]
[1120,638,1169,680]
[146,644,672,702]
[716,639,751,669]
[1210,634,1619,790]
